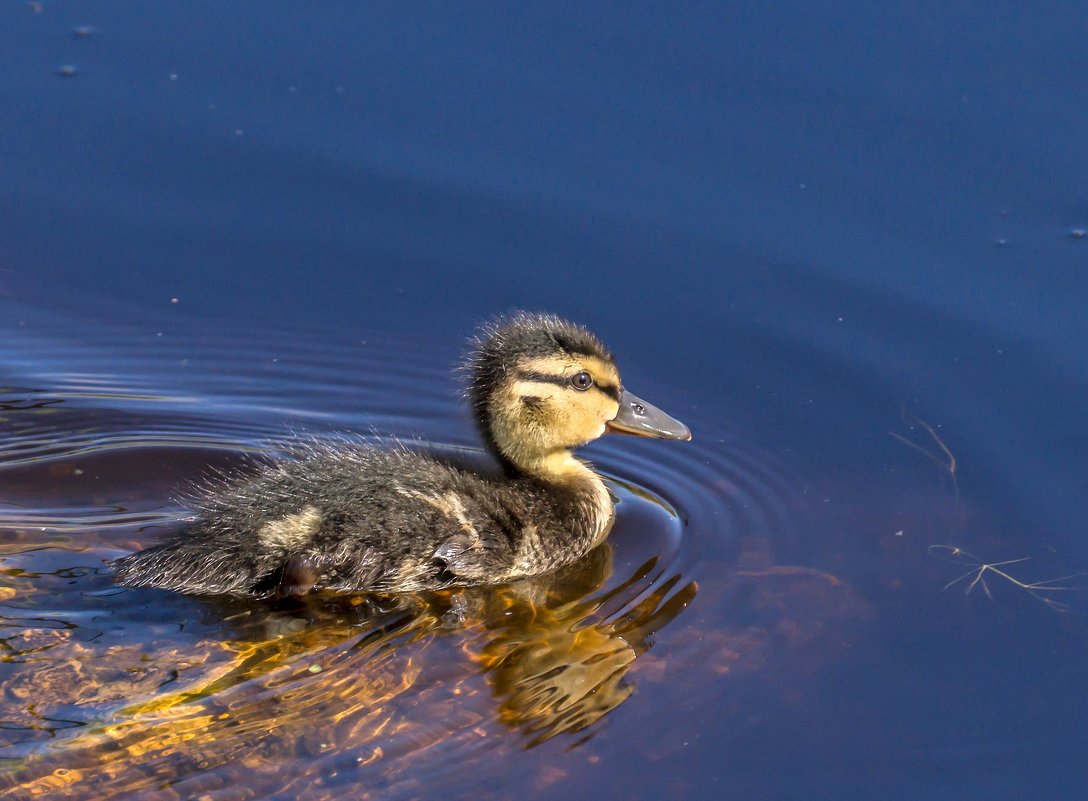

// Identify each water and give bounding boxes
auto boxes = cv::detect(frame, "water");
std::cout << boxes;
[1,2,1087,799]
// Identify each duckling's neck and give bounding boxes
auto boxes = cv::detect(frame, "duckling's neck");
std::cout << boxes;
[514,449,587,480]
[512,449,614,545]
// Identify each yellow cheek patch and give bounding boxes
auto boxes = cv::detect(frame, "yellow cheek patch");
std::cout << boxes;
[490,374,617,457]
[504,381,615,419]
[506,381,566,401]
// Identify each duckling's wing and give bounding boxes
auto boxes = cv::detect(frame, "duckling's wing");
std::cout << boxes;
[114,445,525,597]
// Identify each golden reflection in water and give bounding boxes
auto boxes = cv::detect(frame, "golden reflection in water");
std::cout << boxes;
[0,543,696,799]
[469,546,697,745]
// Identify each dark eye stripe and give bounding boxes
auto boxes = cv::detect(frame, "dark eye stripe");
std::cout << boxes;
[515,370,570,389]
[515,370,621,402]
[595,383,621,402]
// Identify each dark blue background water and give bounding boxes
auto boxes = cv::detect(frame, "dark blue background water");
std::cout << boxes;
[2,3,1087,800]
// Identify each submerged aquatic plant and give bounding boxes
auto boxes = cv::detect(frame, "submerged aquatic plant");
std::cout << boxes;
[890,408,959,502]
[928,545,1088,612]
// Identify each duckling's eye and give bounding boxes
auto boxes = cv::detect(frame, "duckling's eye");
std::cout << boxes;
[570,372,594,391]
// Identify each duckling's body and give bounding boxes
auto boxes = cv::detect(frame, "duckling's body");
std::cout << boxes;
[114,314,689,598]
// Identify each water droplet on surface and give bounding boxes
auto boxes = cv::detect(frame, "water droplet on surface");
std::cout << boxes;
[1070,228,1086,240]
[57,64,79,77]
[73,25,97,37]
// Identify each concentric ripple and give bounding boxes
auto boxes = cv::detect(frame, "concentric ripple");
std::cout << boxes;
[0,306,860,800]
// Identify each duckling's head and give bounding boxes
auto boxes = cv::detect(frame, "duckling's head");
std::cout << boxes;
[468,313,689,477]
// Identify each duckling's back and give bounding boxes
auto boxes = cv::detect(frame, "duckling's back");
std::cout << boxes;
[114,444,606,598]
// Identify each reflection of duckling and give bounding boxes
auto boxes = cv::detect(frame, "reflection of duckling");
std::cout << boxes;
[114,313,690,598]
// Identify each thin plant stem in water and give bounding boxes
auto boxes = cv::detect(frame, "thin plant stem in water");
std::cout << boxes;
[890,408,959,502]
[928,545,1088,612]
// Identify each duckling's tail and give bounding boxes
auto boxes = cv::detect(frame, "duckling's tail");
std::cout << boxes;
[112,541,263,598]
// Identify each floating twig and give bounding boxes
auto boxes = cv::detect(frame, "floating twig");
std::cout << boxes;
[928,544,1088,612]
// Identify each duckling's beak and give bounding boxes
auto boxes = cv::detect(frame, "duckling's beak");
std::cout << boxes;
[607,390,692,441]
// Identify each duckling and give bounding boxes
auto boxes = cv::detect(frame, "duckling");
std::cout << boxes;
[113,313,690,598]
